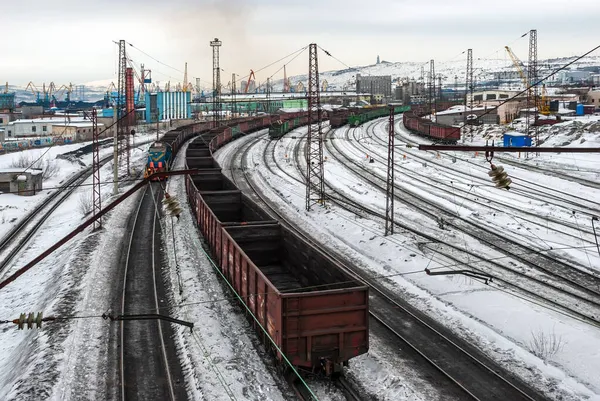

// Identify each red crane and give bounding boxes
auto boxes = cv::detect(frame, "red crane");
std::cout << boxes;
[244,69,256,93]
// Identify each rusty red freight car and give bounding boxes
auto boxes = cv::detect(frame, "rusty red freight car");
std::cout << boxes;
[184,135,370,375]
[403,111,460,143]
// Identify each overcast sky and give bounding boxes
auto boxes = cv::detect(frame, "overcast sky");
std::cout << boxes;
[2,0,599,88]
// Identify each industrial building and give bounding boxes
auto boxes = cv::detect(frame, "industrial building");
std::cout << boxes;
[356,74,392,98]
[145,91,192,123]
[433,105,499,126]
[394,79,426,104]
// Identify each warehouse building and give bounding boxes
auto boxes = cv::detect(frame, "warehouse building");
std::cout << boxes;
[356,74,392,98]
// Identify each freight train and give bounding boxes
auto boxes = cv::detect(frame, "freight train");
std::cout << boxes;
[329,105,411,128]
[185,126,369,377]
[402,110,461,143]
[147,113,369,377]
[144,111,309,177]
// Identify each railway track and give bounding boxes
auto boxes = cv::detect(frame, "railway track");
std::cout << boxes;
[360,121,600,243]
[257,126,600,326]
[327,123,600,309]
[0,153,116,273]
[393,119,600,218]
[221,130,545,401]
[0,139,155,275]
[119,183,187,401]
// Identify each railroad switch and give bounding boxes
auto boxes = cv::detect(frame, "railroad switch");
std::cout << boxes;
[102,313,194,331]
[425,268,493,284]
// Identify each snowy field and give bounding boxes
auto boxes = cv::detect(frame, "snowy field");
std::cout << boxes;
[214,119,600,401]
[0,133,160,239]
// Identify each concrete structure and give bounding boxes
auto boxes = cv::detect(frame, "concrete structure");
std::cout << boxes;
[556,70,593,85]
[394,79,426,104]
[356,74,392,97]
[19,105,44,119]
[145,91,192,123]
[0,168,43,196]
[471,90,520,103]
[51,122,105,141]
[434,105,499,126]
[493,71,523,81]
[0,112,13,128]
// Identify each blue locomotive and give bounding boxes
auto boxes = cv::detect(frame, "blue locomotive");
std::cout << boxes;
[144,141,172,180]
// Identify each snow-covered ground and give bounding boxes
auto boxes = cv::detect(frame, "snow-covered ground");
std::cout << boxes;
[0,133,160,240]
[0,141,153,399]
[214,120,600,401]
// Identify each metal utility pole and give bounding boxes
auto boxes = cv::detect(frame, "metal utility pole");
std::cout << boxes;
[266,77,271,114]
[125,67,135,174]
[305,43,325,211]
[385,106,395,236]
[116,39,127,172]
[464,49,474,142]
[527,29,539,154]
[232,73,237,118]
[428,60,436,120]
[437,75,443,101]
[91,109,101,230]
[113,104,118,196]
[210,38,222,128]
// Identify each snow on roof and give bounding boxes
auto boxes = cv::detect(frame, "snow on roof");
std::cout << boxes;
[51,122,104,128]
[0,168,43,175]
[503,131,528,137]
[435,105,489,115]
[7,117,89,125]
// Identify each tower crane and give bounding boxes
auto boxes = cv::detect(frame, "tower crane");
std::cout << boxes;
[505,46,528,88]
[505,46,550,116]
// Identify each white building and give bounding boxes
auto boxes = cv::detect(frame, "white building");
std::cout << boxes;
[5,117,91,138]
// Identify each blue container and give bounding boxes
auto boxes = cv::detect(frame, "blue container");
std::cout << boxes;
[102,108,114,117]
[576,104,584,116]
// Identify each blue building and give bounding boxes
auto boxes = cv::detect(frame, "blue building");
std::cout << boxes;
[503,132,532,147]
[145,91,192,123]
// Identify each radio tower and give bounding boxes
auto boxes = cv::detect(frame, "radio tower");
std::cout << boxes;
[91,109,101,230]
[385,106,395,236]
[464,49,474,142]
[527,29,539,154]
[305,43,325,211]
[210,38,222,127]
[116,40,127,171]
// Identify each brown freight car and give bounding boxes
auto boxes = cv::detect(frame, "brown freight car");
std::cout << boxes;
[184,150,369,375]
[222,223,368,374]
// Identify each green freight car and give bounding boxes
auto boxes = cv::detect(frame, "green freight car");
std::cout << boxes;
[347,105,410,127]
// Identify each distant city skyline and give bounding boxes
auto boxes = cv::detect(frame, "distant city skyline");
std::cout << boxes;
[2,0,599,88]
